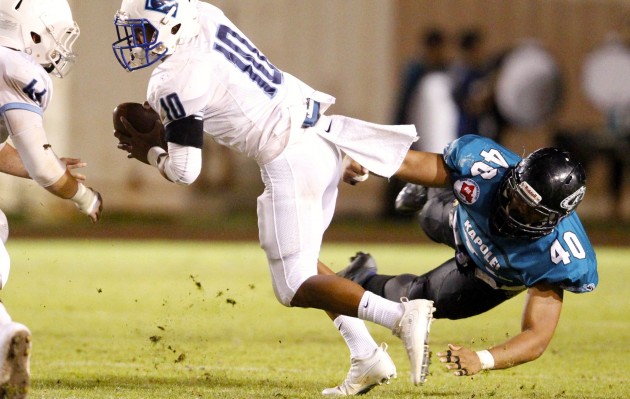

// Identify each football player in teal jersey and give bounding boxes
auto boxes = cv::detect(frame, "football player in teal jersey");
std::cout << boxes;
[341,134,597,377]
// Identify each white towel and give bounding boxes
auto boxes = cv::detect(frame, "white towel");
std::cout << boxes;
[312,114,417,178]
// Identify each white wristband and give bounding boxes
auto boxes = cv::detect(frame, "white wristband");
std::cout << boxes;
[70,183,97,214]
[148,146,167,167]
[476,350,495,370]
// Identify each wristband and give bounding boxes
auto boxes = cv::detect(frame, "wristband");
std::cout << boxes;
[71,183,96,213]
[148,146,174,182]
[148,146,167,167]
[476,350,495,370]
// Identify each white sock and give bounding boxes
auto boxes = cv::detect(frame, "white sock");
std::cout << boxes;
[357,291,403,331]
[334,315,378,359]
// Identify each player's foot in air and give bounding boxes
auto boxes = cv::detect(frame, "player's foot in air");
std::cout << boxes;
[336,252,377,286]
[322,343,397,396]
[392,298,435,385]
[0,321,31,399]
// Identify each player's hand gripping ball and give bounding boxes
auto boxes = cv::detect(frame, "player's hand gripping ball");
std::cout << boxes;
[113,102,166,164]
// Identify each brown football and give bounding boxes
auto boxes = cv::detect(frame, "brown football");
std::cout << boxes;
[113,102,160,135]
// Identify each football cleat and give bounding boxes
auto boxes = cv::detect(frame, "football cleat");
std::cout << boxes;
[394,184,428,215]
[336,252,378,287]
[392,298,435,385]
[322,343,397,396]
[0,322,31,399]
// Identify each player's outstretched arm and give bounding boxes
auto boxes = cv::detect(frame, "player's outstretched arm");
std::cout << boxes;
[438,283,563,376]
[341,150,451,187]
[4,109,103,223]
[0,146,88,182]
[394,150,451,187]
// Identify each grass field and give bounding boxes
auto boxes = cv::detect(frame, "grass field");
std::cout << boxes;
[1,240,628,399]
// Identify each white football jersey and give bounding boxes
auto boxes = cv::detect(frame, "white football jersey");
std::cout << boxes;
[147,2,334,165]
[0,47,52,144]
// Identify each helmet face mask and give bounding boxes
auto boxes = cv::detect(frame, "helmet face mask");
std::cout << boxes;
[0,0,79,78]
[31,12,80,77]
[491,148,586,239]
[113,13,167,71]
[112,0,200,72]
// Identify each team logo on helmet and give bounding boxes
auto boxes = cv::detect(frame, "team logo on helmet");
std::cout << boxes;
[454,179,480,205]
[145,0,178,16]
[560,186,586,211]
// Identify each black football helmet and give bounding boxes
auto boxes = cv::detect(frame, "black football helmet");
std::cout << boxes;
[490,147,586,239]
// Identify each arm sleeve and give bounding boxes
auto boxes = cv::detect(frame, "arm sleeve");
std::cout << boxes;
[148,143,202,185]
[147,113,204,185]
[3,108,65,187]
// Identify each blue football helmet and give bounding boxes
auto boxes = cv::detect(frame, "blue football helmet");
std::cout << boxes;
[112,0,200,71]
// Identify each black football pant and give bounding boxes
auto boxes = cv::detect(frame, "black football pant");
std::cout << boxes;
[362,258,519,320]
[362,188,522,320]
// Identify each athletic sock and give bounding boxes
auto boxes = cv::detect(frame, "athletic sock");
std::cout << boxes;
[333,315,378,359]
[357,291,403,331]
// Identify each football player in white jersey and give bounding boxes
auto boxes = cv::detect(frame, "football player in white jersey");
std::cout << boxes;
[113,0,435,395]
[0,0,104,396]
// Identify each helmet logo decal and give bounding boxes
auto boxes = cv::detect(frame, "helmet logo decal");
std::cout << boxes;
[560,186,586,211]
[145,0,179,16]
[518,181,542,204]
[454,179,480,205]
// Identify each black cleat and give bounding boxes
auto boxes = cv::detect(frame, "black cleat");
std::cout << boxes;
[395,184,428,215]
[337,252,378,286]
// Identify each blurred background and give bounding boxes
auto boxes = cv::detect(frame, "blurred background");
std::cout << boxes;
[3,0,629,238]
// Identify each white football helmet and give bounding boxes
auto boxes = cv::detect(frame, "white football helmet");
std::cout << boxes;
[113,0,201,71]
[0,0,80,78]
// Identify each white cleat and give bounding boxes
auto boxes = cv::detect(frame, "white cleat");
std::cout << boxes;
[0,322,31,399]
[392,297,435,385]
[322,343,397,396]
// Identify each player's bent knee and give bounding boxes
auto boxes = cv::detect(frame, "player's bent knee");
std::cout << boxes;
[270,276,298,307]
[273,288,294,307]
[266,254,318,307]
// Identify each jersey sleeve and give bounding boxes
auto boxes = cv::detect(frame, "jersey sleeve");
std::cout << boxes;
[522,215,598,293]
[443,135,520,180]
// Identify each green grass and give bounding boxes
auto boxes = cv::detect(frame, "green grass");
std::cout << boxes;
[1,240,628,398]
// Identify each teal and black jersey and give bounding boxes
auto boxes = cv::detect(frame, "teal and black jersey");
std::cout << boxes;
[444,135,598,293]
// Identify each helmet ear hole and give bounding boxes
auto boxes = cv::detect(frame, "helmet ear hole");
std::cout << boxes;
[171,23,181,35]
[31,32,41,44]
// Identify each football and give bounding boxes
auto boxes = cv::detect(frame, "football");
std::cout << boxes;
[112,102,160,135]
